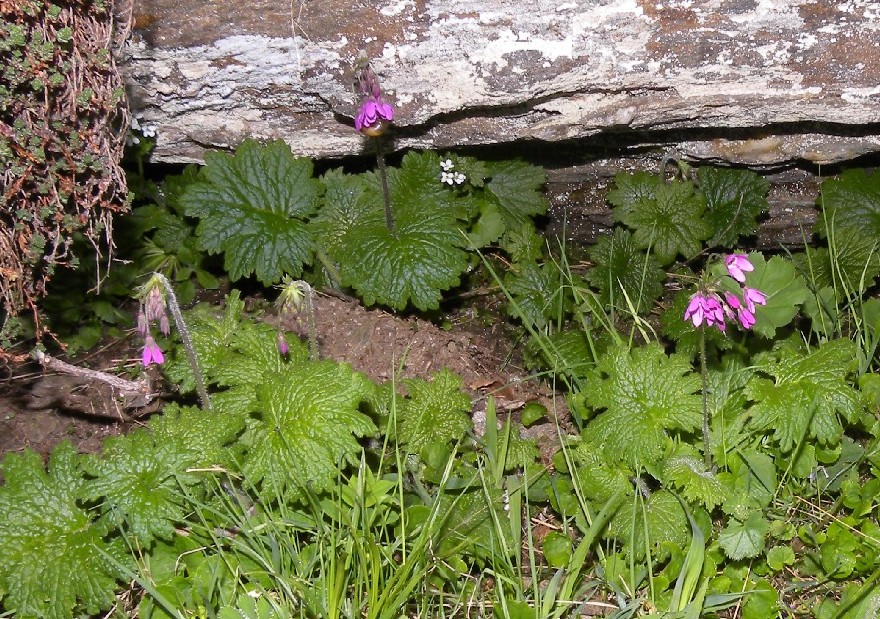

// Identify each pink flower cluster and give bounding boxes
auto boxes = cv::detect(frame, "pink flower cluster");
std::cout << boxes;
[684,254,767,332]
[354,61,394,137]
[137,285,169,366]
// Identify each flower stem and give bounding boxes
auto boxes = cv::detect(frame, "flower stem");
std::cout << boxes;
[374,136,395,234]
[300,281,319,361]
[699,327,711,467]
[154,273,211,410]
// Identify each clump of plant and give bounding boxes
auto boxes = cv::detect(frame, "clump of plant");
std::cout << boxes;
[0,0,130,345]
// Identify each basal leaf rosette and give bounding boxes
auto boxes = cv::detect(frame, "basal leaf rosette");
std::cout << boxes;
[181,139,322,284]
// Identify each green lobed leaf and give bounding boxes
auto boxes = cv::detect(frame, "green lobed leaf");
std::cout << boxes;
[816,168,880,238]
[311,168,376,256]
[181,139,321,284]
[745,339,861,452]
[241,361,377,498]
[661,445,727,511]
[332,153,470,310]
[568,434,633,504]
[583,343,703,466]
[501,223,545,264]
[82,430,202,545]
[504,260,565,329]
[398,368,473,452]
[586,227,665,315]
[608,490,689,560]
[718,449,776,519]
[148,403,244,469]
[744,252,809,338]
[614,177,712,264]
[718,511,768,560]
[793,227,880,292]
[485,159,549,230]
[0,442,128,619]
[697,167,769,247]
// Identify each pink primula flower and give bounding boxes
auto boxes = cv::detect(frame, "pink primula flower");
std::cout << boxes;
[737,307,756,329]
[355,98,394,135]
[142,335,164,366]
[685,293,726,331]
[725,254,754,283]
[742,286,767,313]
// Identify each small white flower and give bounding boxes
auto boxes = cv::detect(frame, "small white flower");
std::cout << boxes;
[440,171,454,185]
[440,158,454,171]
[453,172,466,185]
[141,123,158,138]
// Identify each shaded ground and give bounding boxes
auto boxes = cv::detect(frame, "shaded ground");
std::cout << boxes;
[0,291,568,463]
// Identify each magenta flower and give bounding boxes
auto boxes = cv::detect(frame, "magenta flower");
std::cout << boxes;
[355,97,394,135]
[725,254,754,283]
[742,286,767,312]
[737,307,756,329]
[685,293,726,331]
[142,335,164,366]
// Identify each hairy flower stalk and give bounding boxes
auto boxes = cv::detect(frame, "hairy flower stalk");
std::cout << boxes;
[276,277,319,361]
[140,273,212,410]
[354,59,395,234]
[684,253,767,466]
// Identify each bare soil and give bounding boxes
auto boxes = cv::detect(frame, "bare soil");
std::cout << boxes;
[0,292,567,465]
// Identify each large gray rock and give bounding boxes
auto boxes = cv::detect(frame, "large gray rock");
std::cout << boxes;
[123,0,880,166]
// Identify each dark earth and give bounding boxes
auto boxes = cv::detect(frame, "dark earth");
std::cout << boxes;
[0,291,568,467]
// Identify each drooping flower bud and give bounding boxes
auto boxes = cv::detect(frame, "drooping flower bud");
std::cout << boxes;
[354,60,394,137]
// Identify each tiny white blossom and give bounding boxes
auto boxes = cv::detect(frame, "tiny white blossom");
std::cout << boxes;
[453,172,466,185]
[440,171,454,185]
[141,123,158,138]
[440,158,454,171]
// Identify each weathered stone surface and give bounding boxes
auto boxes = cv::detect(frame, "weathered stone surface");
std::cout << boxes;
[123,0,880,166]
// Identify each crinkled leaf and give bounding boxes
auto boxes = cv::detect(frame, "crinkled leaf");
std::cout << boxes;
[148,403,245,469]
[586,227,665,315]
[501,223,545,263]
[611,174,711,264]
[698,167,769,247]
[794,227,880,291]
[661,445,727,510]
[718,449,776,519]
[524,329,594,378]
[568,435,634,504]
[745,252,809,338]
[181,139,321,284]
[433,486,512,562]
[467,199,505,248]
[745,339,861,452]
[0,442,128,619]
[241,361,377,497]
[607,171,664,219]
[336,207,469,310]
[398,368,473,452]
[504,261,564,329]
[332,153,469,310]
[608,490,688,560]
[82,430,201,545]
[486,159,549,230]
[718,511,768,560]
[816,168,880,237]
[583,344,702,466]
[312,168,376,256]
